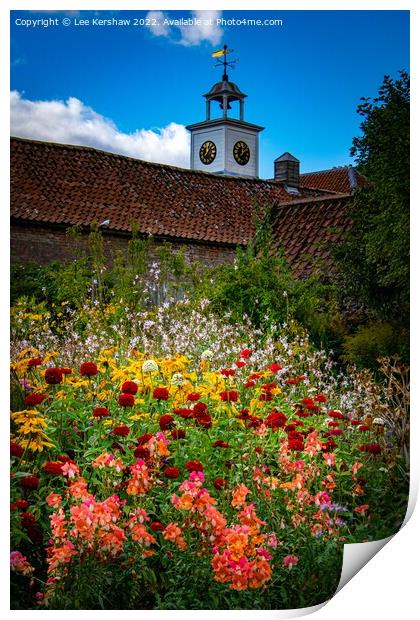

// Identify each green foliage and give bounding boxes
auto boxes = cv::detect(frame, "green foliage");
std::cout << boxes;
[346,322,395,368]
[342,322,409,369]
[192,203,340,349]
[335,72,409,327]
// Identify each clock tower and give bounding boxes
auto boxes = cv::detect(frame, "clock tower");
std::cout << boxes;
[186,45,264,178]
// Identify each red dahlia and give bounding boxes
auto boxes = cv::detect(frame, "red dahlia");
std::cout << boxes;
[235,361,246,368]
[265,411,287,429]
[93,407,110,418]
[269,363,283,373]
[212,439,229,448]
[118,393,135,407]
[244,381,255,388]
[112,425,130,437]
[240,349,252,359]
[134,446,151,460]
[153,387,170,400]
[193,402,207,416]
[159,414,175,431]
[314,393,328,403]
[44,368,63,385]
[321,439,337,452]
[137,433,153,445]
[24,393,48,406]
[11,499,29,511]
[150,521,165,531]
[80,362,98,377]
[10,441,24,458]
[121,380,138,395]
[163,466,180,479]
[186,460,204,472]
[195,413,212,429]
[285,378,299,385]
[213,478,227,490]
[20,475,40,490]
[43,461,65,475]
[60,367,73,375]
[27,357,42,368]
[329,410,345,420]
[171,429,186,440]
[221,368,236,377]
[21,512,37,528]
[246,416,263,429]
[327,429,343,436]
[288,438,305,451]
[220,390,239,402]
[261,382,277,391]
[187,392,201,402]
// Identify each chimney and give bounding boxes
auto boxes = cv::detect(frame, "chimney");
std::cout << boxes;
[274,152,300,187]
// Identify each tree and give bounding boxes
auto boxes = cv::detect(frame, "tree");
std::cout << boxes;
[335,71,409,359]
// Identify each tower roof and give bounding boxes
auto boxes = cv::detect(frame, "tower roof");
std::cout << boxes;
[204,80,247,103]
[275,152,300,163]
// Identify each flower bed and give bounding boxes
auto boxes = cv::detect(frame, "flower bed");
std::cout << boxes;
[10,338,408,609]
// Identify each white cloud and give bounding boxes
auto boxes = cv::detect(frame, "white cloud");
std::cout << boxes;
[145,9,223,46]
[179,11,223,47]
[145,10,171,37]
[10,91,190,169]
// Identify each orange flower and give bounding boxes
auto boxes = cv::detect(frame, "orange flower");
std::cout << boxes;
[280,473,305,491]
[46,493,62,508]
[323,452,336,467]
[231,483,251,508]
[163,522,187,550]
[50,508,67,539]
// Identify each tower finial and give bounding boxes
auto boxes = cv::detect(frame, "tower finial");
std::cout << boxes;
[211,44,237,81]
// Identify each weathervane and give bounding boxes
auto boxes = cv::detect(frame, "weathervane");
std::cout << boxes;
[211,44,238,81]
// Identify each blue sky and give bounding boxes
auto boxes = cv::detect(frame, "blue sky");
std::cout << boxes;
[10,9,409,178]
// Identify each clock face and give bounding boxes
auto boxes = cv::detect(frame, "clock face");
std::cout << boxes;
[233,141,250,166]
[199,141,217,165]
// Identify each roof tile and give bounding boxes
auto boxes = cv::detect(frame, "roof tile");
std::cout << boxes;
[11,138,353,275]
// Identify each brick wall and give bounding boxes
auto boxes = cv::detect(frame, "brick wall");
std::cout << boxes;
[10,223,237,268]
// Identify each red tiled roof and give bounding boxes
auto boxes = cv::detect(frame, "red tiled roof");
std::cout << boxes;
[272,193,353,277]
[300,167,366,194]
[11,138,330,246]
[11,138,354,276]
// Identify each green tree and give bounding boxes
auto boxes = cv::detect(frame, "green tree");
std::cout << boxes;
[335,71,409,361]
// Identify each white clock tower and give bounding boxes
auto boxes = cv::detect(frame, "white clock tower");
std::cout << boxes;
[186,45,264,178]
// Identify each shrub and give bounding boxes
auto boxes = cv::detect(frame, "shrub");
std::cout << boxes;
[342,321,408,369]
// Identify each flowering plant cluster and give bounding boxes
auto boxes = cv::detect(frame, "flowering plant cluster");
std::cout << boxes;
[10,327,408,609]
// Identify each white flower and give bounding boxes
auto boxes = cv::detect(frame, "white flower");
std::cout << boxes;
[171,373,185,386]
[142,359,159,373]
[201,349,214,360]
[373,417,386,426]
